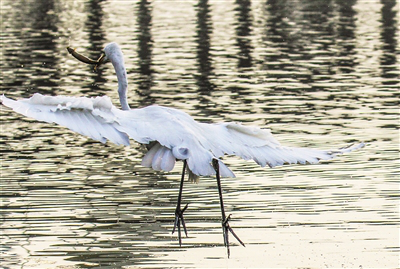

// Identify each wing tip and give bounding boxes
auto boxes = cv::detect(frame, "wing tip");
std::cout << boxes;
[334,142,366,155]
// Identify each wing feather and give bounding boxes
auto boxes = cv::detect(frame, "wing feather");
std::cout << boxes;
[1,94,364,178]
[197,121,364,169]
[1,94,129,146]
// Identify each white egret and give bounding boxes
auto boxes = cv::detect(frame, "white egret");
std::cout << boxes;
[1,42,364,257]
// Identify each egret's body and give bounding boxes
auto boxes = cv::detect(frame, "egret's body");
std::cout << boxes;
[1,43,364,257]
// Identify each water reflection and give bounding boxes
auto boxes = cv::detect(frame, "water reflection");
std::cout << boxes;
[302,0,333,32]
[4,0,61,95]
[380,0,398,85]
[263,0,306,94]
[82,0,107,95]
[300,0,334,83]
[336,0,357,73]
[235,0,253,69]
[1,0,399,268]
[136,0,155,105]
[195,0,214,94]
[264,0,301,54]
[27,0,59,85]
[194,0,217,116]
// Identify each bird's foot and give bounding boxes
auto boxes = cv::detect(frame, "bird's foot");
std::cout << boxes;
[222,214,245,257]
[172,203,189,246]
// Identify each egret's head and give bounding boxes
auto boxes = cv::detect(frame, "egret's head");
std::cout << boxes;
[67,42,124,71]
[104,42,122,59]
[97,43,122,66]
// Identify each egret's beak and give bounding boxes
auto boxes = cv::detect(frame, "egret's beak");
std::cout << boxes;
[67,47,99,65]
[94,52,107,71]
[67,47,107,71]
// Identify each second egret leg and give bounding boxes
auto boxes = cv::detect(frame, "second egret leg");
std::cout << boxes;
[212,159,245,257]
[172,160,189,246]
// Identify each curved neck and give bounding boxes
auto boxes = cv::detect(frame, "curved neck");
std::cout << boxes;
[111,57,130,111]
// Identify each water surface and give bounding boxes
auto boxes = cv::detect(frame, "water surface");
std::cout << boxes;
[1,0,399,268]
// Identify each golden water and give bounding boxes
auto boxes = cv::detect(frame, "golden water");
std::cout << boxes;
[1,0,399,268]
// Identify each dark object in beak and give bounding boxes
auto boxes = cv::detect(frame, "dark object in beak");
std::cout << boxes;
[94,53,106,71]
[67,47,99,65]
[67,47,107,71]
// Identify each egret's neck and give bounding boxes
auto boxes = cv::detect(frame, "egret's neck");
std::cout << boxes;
[111,57,130,111]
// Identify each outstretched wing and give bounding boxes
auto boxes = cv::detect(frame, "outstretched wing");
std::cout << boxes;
[198,121,365,168]
[0,94,234,177]
[1,93,130,146]
[1,94,364,178]
[114,105,364,174]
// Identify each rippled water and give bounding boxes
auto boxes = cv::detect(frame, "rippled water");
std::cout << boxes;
[1,0,399,268]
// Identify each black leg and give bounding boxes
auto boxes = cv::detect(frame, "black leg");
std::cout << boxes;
[172,160,189,246]
[212,159,245,257]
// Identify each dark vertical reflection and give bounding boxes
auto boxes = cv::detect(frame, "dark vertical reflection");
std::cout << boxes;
[83,0,107,96]
[136,0,155,106]
[302,0,333,35]
[335,0,357,73]
[24,0,60,95]
[262,0,305,100]
[263,0,299,72]
[195,0,214,94]
[194,0,216,115]
[235,0,253,69]
[301,0,334,80]
[228,0,254,106]
[379,0,398,85]
[265,0,301,52]
[264,0,335,76]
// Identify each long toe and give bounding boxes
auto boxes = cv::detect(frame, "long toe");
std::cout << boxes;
[172,204,189,246]
[221,215,245,257]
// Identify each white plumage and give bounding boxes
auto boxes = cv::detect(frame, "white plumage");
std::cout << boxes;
[1,91,364,178]
[0,43,365,178]
[1,42,365,255]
